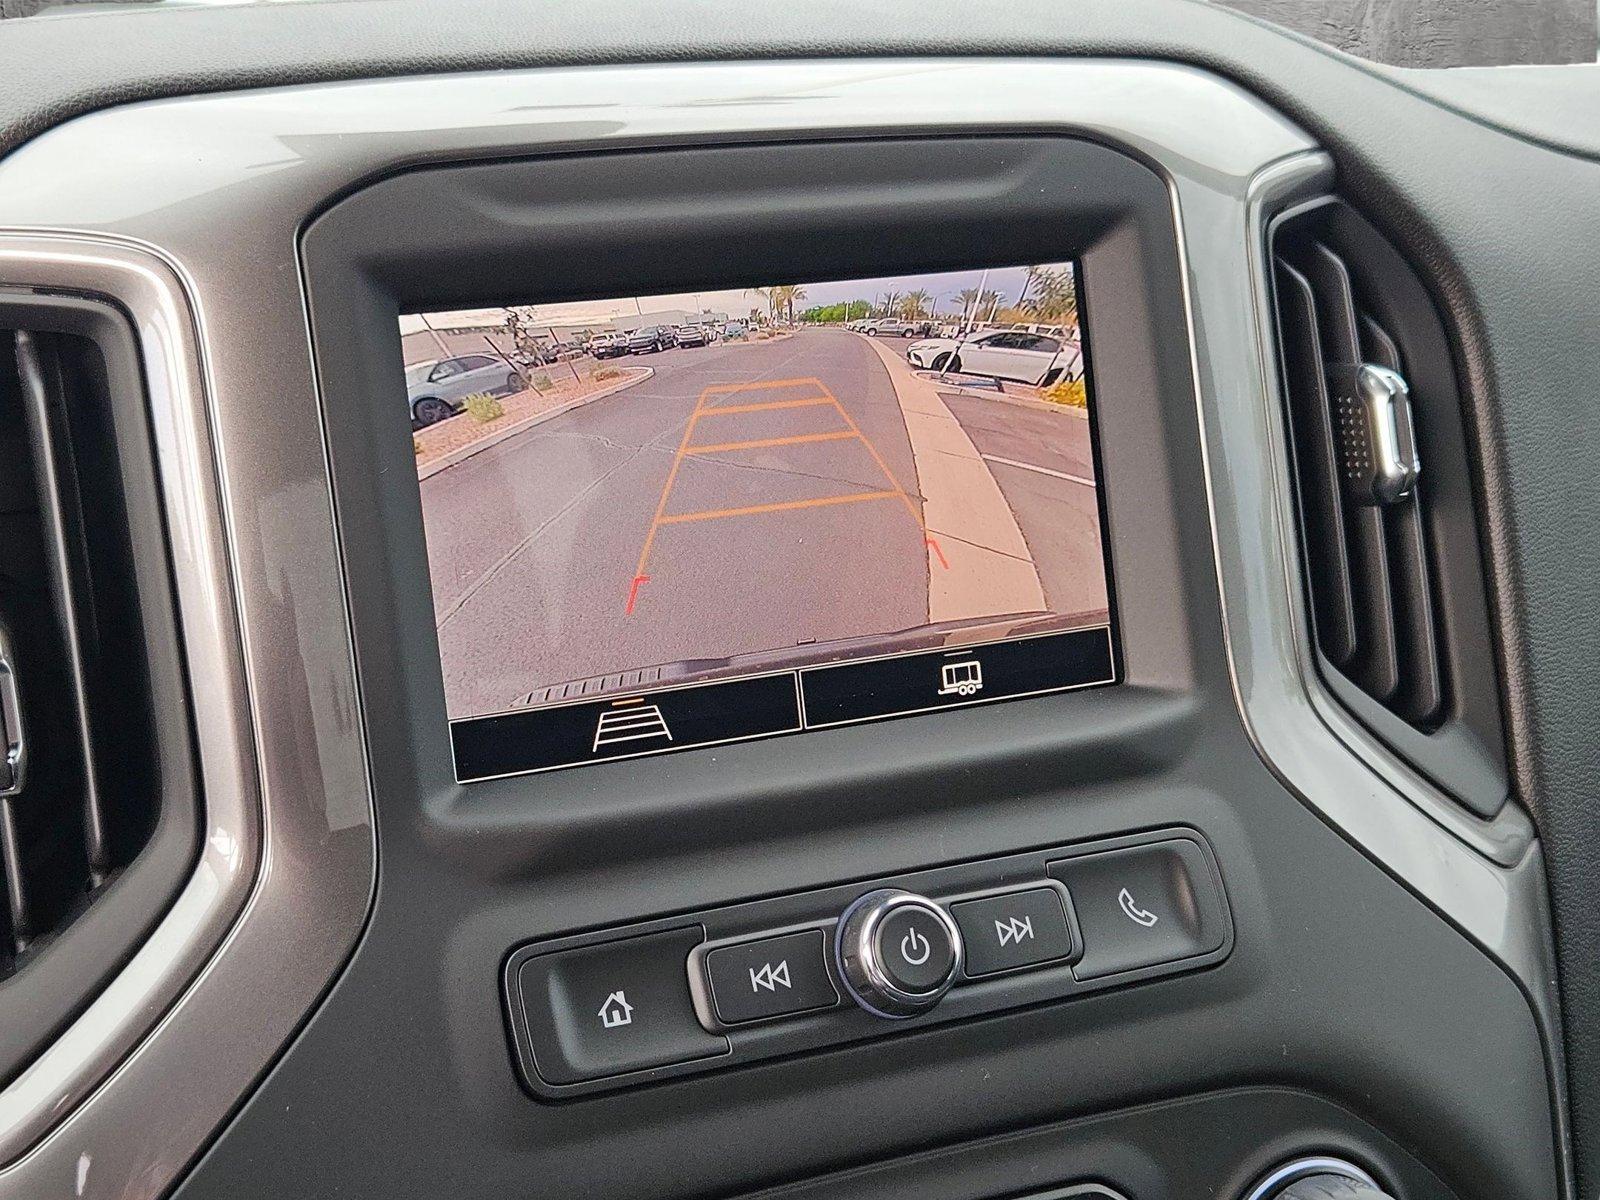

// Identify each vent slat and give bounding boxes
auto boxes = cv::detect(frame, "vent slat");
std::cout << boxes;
[1274,220,1450,734]
[0,800,27,953]
[1274,260,1358,667]
[1344,506,1401,703]
[1359,314,1402,373]
[1300,245,1402,702]
[1358,313,1446,726]
[1385,497,1445,726]
[1304,243,1364,368]
[14,333,112,883]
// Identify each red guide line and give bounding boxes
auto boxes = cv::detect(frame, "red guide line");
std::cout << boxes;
[926,536,950,571]
[625,574,650,615]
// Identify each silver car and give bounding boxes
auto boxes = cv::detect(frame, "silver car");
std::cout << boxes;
[405,353,525,427]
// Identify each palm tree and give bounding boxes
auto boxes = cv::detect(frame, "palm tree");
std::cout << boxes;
[772,284,807,324]
[1018,264,1047,311]
[877,290,903,318]
[1026,267,1078,324]
[755,286,780,324]
[954,288,1003,330]
[899,288,933,320]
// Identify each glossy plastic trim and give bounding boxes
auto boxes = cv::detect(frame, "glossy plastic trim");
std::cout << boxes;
[0,238,374,1191]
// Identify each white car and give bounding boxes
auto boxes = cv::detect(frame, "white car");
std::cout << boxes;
[860,318,918,337]
[906,329,1082,386]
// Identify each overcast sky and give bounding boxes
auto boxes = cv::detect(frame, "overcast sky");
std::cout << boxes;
[398,262,1073,332]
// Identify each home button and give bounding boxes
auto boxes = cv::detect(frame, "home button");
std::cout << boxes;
[517,927,729,1084]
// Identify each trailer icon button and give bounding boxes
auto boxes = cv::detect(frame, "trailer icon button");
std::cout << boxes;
[938,656,984,697]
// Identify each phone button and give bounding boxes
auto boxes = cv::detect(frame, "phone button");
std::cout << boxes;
[1048,838,1228,979]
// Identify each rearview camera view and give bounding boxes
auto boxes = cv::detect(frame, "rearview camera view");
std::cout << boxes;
[404,262,1116,779]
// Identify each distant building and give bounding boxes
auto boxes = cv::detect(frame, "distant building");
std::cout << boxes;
[401,324,515,368]
[402,305,728,365]
[610,309,693,333]
[402,315,611,367]
[610,309,727,333]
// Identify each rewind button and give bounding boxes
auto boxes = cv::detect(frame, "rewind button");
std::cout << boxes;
[704,930,839,1025]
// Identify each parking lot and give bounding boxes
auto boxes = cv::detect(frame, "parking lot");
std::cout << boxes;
[420,327,1108,718]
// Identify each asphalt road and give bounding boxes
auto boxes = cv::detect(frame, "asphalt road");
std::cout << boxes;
[423,329,929,717]
[421,327,1107,719]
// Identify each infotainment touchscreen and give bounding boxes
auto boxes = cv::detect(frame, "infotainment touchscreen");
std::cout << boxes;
[403,262,1116,780]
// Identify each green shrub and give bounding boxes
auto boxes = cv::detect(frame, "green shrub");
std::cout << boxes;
[413,437,423,456]
[1042,377,1088,408]
[591,366,622,381]
[532,373,553,391]
[463,392,505,423]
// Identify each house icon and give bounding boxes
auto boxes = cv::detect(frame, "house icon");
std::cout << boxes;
[597,990,633,1029]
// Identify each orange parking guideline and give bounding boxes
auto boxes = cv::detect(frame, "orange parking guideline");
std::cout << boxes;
[697,396,833,417]
[687,430,856,455]
[659,491,900,525]
[626,380,712,613]
[811,379,927,532]
[698,376,822,396]
[626,373,945,615]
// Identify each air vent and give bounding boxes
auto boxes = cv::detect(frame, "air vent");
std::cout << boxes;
[1269,201,1509,818]
[0,296,197,1087]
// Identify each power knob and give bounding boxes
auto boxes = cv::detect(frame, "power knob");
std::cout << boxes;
[834,889,963,1019]
[1243,1158,1394,1200]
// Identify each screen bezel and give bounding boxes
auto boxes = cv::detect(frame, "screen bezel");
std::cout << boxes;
[302,134,1202,831]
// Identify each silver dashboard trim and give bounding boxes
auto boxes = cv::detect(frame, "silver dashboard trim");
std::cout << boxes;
[0,244,375,1188]
[0,58,1562,1197]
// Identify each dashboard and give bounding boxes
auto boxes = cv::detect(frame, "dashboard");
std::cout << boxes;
[0,4,1597,1200]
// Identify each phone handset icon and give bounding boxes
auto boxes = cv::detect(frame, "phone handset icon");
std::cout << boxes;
[1117,886,1159,928]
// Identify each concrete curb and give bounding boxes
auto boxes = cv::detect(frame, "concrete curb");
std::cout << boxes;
[417,367,654,482]
[920,376,1091,419]
[721,332,795,348]
[858,335,1046,625]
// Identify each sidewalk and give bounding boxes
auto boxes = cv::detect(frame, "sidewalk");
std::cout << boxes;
[415,366,652,481]
[858,335,1046,624]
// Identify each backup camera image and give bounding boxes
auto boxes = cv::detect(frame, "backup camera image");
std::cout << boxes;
[405,262,1114,773]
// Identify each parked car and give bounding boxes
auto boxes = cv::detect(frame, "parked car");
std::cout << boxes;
[675,325,709,348]
[860,318,916,337]
[905,330,1078,386]
[590,332,630,359]
[722,321,748,339]
[627,325,671,353]
[547,342,585,361]
[404,353,524,427]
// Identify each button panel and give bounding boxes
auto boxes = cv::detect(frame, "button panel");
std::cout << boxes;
[504,829,1231,1099]
[704,930,838,1024]
[951,886,1078,977]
